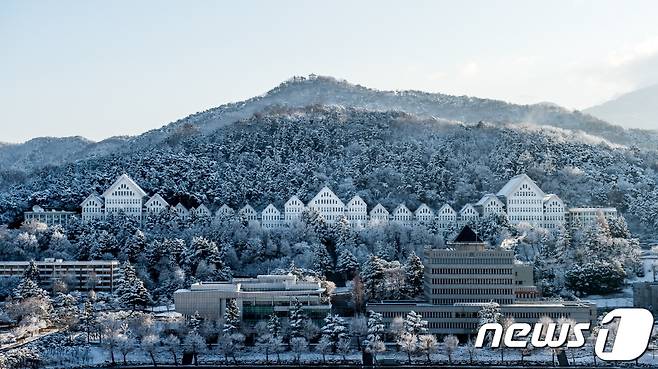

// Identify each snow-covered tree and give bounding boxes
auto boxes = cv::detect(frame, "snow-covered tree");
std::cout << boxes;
[397,332,417,364]
[443,335,459,364]
[403,311,428,336]
[315,335,332,363]
[183,331,206,366]
[361,255,386,301]
[217,333,245,364]
[162,334,180,366]
[222,299,240,334]
[417,334,438,363]
[364,310,386,362]
[349,315,368,350]
[288,299,306,338]
[321,313,349,353]
[141,334,160,367]
[336,248,359,280]
[114,261,151,310]
[404,251,424,298]
[289,337,308,364]
[267,313,281,337]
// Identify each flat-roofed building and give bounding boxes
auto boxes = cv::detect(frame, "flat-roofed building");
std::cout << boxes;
[24,205,76,227]
[174,274,331,329]
[0,258,120,292]
[368,225,596,335]
[369,301,596,336]
[424,226,516,305]
[568,207,618,228]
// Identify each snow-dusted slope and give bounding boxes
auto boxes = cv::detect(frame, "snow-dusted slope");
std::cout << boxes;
[585,83,658,131]
[4,75,658,171]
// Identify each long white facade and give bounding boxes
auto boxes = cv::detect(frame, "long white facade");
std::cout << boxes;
[80,173,615,232]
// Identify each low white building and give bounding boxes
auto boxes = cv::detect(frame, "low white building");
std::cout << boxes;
[24,205,76,226]
[174,274,331,329]
[568,207,618,228]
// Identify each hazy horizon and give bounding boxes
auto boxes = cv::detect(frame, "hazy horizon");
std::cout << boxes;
[3,1,658,143]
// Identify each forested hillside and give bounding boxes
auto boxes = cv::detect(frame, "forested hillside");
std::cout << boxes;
[1,106,657,238]
[3,75,657,173]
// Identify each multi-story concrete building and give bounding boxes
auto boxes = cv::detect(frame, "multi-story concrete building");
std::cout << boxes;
[424,227,516,305]
[0,258,120,292]
[368,226,596,336]
[23,205,76,227]
[567,207,618,228]
[174,274,331,329]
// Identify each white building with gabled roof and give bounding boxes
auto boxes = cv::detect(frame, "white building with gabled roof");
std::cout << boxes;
[215,204,235,219]
[194,204,212,218]
[284,195,305,224]
[175,203,189,219]
[239,204,259,226]
[414,203,434,224]
[145,193,169,214]
[542,194,565,230]
[392,203,414,226]
[306,186,345,224]
[497,173,546,227]
[346,195,368,229]
[102,174,148,218]
[459,203,480,225]
[475,194,505,217]
[81,194,104,222]
[261,204,282,229]
[369,203,389,226]
[436,204,457,229]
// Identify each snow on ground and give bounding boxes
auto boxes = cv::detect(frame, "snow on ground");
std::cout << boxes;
[583,255,658,309]
[36,342,658,368]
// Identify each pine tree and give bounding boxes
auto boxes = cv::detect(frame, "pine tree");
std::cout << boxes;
[404,311,428,336]
[336,248,359,280]
[311,243,333,276]
[267,314,281,337]
[115,262,151,310]
[23,260,41,285]
[188,311,202,331]
[223,299,240,334]
[79,299,96,343]
[361,254,386,301]
[478,301,502,338]
[288,299,306,338]
[321,313,349,352]
[404,251,424,298]
[122,229,147,262]
[364,310,386,360]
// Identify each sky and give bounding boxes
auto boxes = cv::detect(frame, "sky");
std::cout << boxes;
[2,1,658,143]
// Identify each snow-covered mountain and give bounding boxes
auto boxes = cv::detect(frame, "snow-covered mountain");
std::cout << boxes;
[3,75,658,172]
[585,83,658,131]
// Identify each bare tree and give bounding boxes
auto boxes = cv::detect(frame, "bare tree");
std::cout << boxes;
[417,334,438,363]
[141,334,160,367]
[116,334,136,365]
[162,334,180,366]
[443,335,459,364]
[316,336,332,363]
[350,315,368,350]
[290,337,308,364]
[397,332,416,364]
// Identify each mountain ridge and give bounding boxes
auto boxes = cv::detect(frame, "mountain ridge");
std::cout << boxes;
[3,75,658,172]
[585,83,658,131]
